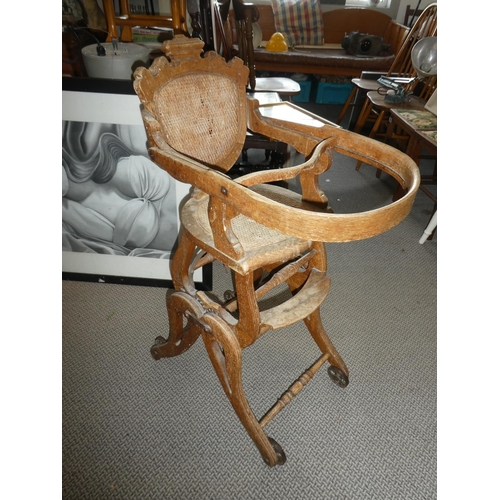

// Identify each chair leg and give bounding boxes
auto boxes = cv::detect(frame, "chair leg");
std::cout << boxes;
[353,99,373,135]
[355,109,387,173]
[353,100,375,172]
[233,272,261,348]
[336,86,357,125]
[303,308,349,387]
[201,312,285,467]
[170,231,198,294]
[150,232,204,359]
[286,244,349,386]
[150,292,205,359]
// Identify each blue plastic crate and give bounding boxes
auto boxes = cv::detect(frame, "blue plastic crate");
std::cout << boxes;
[315,82,354,104]
[292,80,312,103]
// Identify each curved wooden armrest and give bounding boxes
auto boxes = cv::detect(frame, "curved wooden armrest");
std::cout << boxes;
[237,136,335,188]
[149,132,420,242]
[246,99,418,191]
[246,98,342,158]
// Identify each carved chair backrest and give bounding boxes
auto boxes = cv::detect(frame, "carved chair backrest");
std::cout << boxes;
[133,36,250,173]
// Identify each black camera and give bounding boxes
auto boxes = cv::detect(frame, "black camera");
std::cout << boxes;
[341,31,390,57]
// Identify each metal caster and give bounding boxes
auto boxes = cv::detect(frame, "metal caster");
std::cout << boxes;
[268,437,286,465]
[150,336,167,360]
[327,365,349,388]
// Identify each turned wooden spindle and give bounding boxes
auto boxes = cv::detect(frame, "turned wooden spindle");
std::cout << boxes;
[259,353,329,428]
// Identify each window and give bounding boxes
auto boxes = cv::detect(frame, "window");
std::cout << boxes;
[256,1,392,8]
[344,0,392,7]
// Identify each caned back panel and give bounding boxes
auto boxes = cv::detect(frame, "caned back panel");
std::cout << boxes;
[154,73,244,168]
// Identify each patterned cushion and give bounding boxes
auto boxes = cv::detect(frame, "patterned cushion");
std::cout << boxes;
[270,0,324,46]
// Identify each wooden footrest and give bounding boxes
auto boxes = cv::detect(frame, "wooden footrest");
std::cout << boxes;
[259,269,330,330]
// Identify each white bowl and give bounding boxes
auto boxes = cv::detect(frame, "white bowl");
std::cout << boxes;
[82,42,150,80]
[252,23,263,49]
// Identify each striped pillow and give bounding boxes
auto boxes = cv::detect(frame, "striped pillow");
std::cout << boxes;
[270,0,324,46]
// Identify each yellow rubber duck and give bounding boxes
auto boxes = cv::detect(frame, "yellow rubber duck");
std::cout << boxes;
[265,32,289,52]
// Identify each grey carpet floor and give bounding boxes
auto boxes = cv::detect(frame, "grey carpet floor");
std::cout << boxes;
[62,147,437,499]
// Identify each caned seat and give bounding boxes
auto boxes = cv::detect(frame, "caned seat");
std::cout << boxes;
[133,35,420,467]
[183,185,316,274]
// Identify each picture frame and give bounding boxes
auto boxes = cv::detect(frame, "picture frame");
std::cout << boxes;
[62,77,212,290]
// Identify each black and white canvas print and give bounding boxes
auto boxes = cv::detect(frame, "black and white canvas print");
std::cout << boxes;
[62,86,208,287]
[62,119,177,258]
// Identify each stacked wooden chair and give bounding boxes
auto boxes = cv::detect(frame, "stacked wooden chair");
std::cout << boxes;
[336,3,437,141]
[352,4,437,173]
[133,35,420,466]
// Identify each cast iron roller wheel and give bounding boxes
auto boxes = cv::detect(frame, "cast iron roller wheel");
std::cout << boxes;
[150,336,167,360]
[268,437,286,465]
[327,365,349,388]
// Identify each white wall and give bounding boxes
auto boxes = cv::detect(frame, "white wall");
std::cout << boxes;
[158,0,172,15]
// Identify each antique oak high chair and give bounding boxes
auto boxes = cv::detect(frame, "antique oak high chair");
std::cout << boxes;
[133,35,420,467]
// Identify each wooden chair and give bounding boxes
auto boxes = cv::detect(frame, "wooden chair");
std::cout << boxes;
[349,4,437,171]
[189,1,299,172]
[133,35,420,467]
[192,0,300,97]
[101,0,189,42]
[220,0,299,171]
[336,3,436,128]
[405,4,424,27]
[223,0,300,96]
